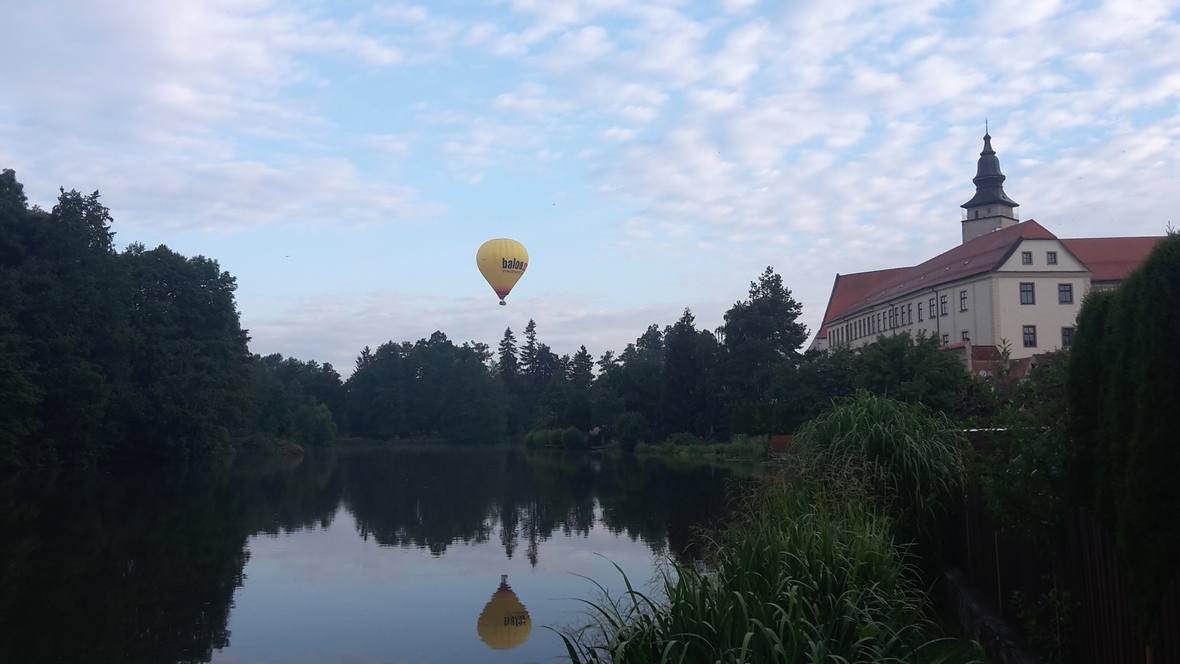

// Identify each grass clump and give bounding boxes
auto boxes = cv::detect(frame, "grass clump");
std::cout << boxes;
[795,390,965,534]
[559,479,975,663]
[559,392,978,663]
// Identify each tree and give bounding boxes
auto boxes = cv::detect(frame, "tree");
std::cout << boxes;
[1068,234,1180,622]
[520,319,538,377]
[662,309,721,437]
[721,267,808,433]
[497,328,519,380]
[571,346,594,391]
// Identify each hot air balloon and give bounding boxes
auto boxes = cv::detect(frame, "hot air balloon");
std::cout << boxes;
[476,574,532,650]
[476,239,528,305]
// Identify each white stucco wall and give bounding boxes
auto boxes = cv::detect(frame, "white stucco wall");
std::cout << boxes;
[992,274,1089,357]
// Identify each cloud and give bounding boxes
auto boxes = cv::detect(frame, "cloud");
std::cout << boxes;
[600,127,638,142]
[722,0,759,14]
[6,0,1179,353]
[0,0,435,231]
[493,82,575,116]
[542,25,615,70]
[367,134,413,158]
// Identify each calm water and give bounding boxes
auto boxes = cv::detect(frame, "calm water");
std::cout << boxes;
[0,447,751,663]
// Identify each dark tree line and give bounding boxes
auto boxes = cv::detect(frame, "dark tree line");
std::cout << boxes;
[1,168,986,465]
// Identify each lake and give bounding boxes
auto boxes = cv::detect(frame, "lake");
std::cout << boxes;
[0,447,753,663]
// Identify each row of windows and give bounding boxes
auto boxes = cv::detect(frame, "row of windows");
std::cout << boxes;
[836,320,1076,351]
[1022,325,1075,348]
[831,281,1079,348]
[1021,250,1058,265]
[1019,282,1074,305]
[831,292,955,346]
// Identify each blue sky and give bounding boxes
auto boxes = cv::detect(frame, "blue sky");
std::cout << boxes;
[3,0,1179,371]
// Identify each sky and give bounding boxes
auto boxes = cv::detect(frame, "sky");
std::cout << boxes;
[3,0,1179,373]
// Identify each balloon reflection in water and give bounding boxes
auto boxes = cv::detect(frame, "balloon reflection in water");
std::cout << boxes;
[476,574,532,650]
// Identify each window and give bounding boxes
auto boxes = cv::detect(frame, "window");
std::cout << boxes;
[918,302,923,322]
[941,333,949,344]
[1058,283,1073,304]
[1047,251,1058,265]
[1062,327,1074,348]
[928,297,935,319]
[959,289,968,312]
[1022,251,1032,265]
[939,294,948,316]
[1020,282,1035,305]
[1023,325,1037,348]
[961,331,970,341]
[908,303,913,325]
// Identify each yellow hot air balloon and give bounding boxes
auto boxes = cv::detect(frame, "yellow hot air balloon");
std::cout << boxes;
[476,239,529,305]
[476,574,532,650]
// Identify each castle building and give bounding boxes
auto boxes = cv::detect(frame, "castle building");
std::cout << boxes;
[809,133,1164,370]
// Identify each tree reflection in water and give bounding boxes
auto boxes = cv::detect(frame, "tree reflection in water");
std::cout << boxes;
[0,447,747,663]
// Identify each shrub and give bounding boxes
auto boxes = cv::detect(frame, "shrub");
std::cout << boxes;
[524,427,585,449]
[795,391,965,536]
[293,403,337,447]
[560,427,586,449]
[665,431,705,447]
[613,412,649,451]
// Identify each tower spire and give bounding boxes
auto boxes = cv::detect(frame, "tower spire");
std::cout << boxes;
[961,131,1018,210]
[959,130,1020,243]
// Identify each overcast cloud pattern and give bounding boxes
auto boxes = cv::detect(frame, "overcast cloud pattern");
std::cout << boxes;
[3,0,1178,370]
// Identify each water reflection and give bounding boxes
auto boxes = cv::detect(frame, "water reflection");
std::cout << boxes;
[0,447,748,663]
[477,574,532,650]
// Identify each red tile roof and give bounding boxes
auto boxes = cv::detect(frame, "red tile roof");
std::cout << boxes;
[1060,236,1164,282]
[819,220,1054,330]
[815,267,910,338]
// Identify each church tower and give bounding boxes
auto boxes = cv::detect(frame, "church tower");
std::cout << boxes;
[960,131,1019,244]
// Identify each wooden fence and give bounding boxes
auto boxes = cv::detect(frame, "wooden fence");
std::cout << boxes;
[948,484,1180,663]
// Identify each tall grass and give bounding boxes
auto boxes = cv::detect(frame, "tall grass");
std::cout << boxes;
[559,478,975,663]
[558,393,978,663]
[795,390,966,535]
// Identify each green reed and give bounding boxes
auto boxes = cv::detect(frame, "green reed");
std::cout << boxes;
[795,390,966,535]
[557,393,979,663]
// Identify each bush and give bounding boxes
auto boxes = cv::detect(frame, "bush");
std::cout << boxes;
[560,427,587,449]
[613,412,649,451]
[665,431,705,447]
[795,391,965,536]
[524,427,586,449]
[293,403,337,447]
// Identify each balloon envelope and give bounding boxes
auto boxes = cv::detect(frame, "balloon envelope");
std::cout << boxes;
[477,575,531,650]
[476,239,528,305]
